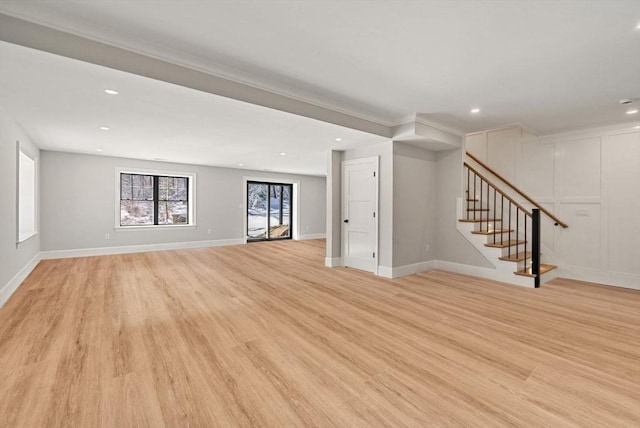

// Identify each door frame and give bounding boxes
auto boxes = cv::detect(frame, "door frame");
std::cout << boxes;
[243,176,300,243]
[341,156,379,274]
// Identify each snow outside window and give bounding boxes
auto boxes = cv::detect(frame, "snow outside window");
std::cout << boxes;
[116,169,195,227]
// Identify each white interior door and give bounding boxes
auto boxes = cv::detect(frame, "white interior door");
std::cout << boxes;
[342,157,378,273]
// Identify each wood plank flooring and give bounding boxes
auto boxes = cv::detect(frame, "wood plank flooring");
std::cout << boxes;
[1,239,638,427]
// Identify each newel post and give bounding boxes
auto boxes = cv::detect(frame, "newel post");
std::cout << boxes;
[532,208,541,288]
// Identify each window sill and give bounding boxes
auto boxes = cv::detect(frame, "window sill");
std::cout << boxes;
[17,231,38,244]
[114,224,196,231]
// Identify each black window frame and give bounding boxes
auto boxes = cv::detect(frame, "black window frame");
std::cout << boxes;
[119,173,190,227]
[247,180,293,241]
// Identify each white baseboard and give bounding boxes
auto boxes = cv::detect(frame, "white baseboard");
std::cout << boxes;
[557,266,640,290]
[298,233,326,240]
[40,238,245,260]
[378,259,534,287]
[433,260,535,287]
[325,257,342,268]
[377,265,392,278]
[0,253,41,308]
[378,261,437,279]
[433,260,497,279]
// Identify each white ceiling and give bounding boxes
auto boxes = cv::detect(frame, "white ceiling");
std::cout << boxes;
[1,0,639,174]
[0,41,386,175]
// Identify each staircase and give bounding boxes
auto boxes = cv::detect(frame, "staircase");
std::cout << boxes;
[457,152,568,288]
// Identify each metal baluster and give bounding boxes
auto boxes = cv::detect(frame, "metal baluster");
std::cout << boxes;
[516,207,519,260]
[508,201,512,258]
[479,179,483,232]
[500,195,504,246]
[473,172,477,220]
[466,167,470,220]
[493,185,497,237]
[525,214,528,271]
[486,178,490,233]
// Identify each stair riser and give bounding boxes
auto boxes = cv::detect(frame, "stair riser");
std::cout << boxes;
[500,245,527,257]
[471,222,502,232]
[483,231,520,242]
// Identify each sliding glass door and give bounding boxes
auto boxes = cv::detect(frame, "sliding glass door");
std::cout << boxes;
[247,181,292,241]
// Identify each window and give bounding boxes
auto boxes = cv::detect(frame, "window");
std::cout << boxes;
[247,181,292,241]
[17,144,37,242]
[117,170,194,227]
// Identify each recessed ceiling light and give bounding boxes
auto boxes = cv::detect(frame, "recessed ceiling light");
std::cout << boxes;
[634,125,640,129]
[335,137,342,142]
[626,109,639,115]
[471,108,480,114]
[104,89,119,95]
[99,126,110,130]
[620,99,633,105]
[280,152,286,156]
[96,148,103,152]
[238,163,244,167]
[636,22,640,30]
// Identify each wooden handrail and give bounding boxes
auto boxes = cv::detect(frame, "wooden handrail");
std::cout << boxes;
[464,162,532,217]
[466,151,568,228]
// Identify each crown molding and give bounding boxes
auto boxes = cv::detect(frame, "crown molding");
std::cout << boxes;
[391,114,466,137]
[465,122,539,137]
[391,114,419,127]
[413,116,466,137]
[537,121,640,141]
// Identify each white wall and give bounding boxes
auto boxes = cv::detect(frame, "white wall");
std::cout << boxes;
[0,106,40,306]
[325,150,342,265]
[40,151,326,254]
[434,148,493,268]
[392,143,437,267]
[467,124,640,288]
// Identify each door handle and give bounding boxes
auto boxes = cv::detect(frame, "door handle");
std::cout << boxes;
[344,219,349,223]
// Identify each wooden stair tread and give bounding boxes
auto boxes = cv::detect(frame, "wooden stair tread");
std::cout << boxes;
[485,240,526,248]
[514,264,556,277]
[471,229,513,235]
[499,252,532,262]
[458,218,502,223]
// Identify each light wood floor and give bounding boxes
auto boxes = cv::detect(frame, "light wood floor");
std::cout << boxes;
[1,240,638,427]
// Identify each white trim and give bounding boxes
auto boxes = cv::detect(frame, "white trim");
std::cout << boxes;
[0,253,41,308]
[414,116,466,137]
[465,123,529,137]
[377,265,393,278]
[433,259,504,280]
[115,225,196,232]
[537,121,640,139]
[16,142,38,243]
[377,258,555,287]
[298,233,325,240]
[40,238,244,260]
[325,257,343,268]
[114,166,196,229]
[557,266,640,290]
[432,260,540,288]
[16,231,38,242]
[377,261,437,279]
